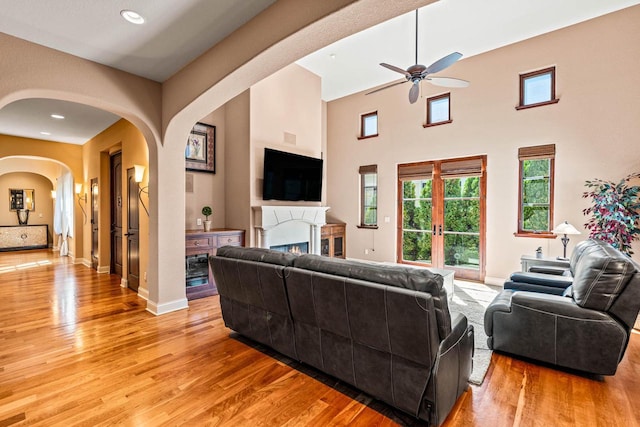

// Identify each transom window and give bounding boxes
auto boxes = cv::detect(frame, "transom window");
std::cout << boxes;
[517,67,559,110]
[425,93,451,127]
[359,111,378,139]
[516,144,555,236]
[359,165,377,227]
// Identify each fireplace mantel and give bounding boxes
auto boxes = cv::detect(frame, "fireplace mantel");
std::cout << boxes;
[252,206,329,255]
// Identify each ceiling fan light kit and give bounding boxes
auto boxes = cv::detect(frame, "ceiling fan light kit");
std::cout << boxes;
[367,9,469,103]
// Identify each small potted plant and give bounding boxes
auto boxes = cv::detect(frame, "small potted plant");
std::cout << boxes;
[202,206,212,231]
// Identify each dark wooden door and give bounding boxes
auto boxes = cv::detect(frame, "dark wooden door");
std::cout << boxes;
[110,152,123,277]
[126,168,140,291]
[90,178,99,270]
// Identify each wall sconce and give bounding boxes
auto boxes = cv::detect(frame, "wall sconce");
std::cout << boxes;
[75,183,87,202]
[51,190,56,199]
[76,183,87,224]
[134,164,149,216]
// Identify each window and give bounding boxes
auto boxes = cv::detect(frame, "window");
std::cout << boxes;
[359,165,377,227]
[358,111,378,139]
[424,93,451,127]
[517,66,559,110]
[516,144,555,237]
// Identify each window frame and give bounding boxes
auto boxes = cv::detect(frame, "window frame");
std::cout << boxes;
[516,66,560,110]
[424,92,452,127]
[515,144,556,238]
[358,164,378,229]
[358,111,379,140]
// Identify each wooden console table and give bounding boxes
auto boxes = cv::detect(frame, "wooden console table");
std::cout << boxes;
[0,225,48,251]
[185,228,245,300]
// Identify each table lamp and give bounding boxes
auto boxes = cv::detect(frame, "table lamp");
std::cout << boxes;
[551,221,581,260]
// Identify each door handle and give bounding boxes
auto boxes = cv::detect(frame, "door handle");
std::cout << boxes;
[438,225,442,236]
[433,225,436,236]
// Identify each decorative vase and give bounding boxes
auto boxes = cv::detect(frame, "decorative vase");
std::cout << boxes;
[203,220,212,232]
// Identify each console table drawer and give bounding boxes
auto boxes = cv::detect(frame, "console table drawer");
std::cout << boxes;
[186,237,213,249]
[217,234,242,246]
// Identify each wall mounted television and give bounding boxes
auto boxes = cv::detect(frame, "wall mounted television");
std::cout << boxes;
[262,148,323,201]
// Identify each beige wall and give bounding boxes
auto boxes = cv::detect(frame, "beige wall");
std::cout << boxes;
[0,172,54,244]
[185,108,226,230]
[250,63,324,207]
[224,91,252,239]
[82,119,149,291]
[221,64,324,246]
[325,6,640,283]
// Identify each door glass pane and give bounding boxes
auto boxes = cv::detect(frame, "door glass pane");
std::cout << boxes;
[402,231,432,263]
[443,177,480,270]
[402,179,433,264]
[444,234,480,269]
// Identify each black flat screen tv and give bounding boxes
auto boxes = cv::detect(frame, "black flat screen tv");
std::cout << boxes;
[262,148,323,201]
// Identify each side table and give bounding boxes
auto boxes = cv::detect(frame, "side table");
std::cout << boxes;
[520,254,570,272]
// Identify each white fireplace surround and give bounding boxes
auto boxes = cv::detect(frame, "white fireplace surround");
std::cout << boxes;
[253,206,330,255]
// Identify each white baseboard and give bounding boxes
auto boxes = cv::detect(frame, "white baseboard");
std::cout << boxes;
[484,276,505,287]
[97,265,110,274]
[120,278,128,288]
[137,287,149,301]
[146,298,189,315]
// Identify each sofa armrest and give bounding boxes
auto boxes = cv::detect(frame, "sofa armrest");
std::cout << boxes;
[428,312,473,426]
[484,290,515,337]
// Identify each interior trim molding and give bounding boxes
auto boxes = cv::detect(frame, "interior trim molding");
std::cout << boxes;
[146,298,189,316]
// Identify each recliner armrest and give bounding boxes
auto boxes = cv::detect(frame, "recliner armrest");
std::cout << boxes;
[528,265,570,275]
[440,312,470,354]
[510,292,612,321]
[509,271,573,289]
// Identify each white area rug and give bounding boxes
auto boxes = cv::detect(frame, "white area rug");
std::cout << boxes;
[448,280,500,385]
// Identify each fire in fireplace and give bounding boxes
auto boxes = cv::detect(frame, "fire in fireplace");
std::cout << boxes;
[270,241,309,255]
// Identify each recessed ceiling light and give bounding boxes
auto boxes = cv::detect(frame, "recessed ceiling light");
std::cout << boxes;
[51,114,65,119]
[120,10,145,25]
[40,131,51,136]
[329,54,337,59]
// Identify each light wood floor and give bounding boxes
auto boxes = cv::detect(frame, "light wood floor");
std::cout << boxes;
[1,250,639,426]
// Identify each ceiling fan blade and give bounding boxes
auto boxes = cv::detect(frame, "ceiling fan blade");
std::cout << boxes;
[427,77,470,88]
[408,81,420,104]
[366,80,408,96]
[423,52,463,76]
[380,63,411,77]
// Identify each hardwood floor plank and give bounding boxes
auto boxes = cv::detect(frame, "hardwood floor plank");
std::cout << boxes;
[1,250,639,426]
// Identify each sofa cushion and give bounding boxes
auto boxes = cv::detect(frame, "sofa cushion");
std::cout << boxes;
[216,245,297,266]
[292,254,451,339]
[571,240,636,311]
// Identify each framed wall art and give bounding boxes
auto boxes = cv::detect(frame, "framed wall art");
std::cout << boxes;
[185,122,216,173]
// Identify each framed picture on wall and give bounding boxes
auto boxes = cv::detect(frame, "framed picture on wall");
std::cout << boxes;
[185,122,216,173]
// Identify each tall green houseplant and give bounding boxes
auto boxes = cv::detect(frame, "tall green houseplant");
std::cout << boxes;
[582,173,640,256]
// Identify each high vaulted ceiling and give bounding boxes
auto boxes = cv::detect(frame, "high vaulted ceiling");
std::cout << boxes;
[1,0,638,145]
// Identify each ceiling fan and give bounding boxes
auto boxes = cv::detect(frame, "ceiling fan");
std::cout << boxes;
[367,9,469,104]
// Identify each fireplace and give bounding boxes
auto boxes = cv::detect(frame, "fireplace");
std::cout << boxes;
[253,206,329,255]
[270,241,309,255]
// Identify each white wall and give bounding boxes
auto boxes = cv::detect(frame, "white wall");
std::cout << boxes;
[325,6,640,283]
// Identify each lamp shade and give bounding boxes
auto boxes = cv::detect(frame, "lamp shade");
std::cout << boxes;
[552,221,581,235]
[134,164,145,183]
[75,183,83,194]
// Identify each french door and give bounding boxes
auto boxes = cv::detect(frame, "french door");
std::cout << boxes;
[397,156,486,281]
